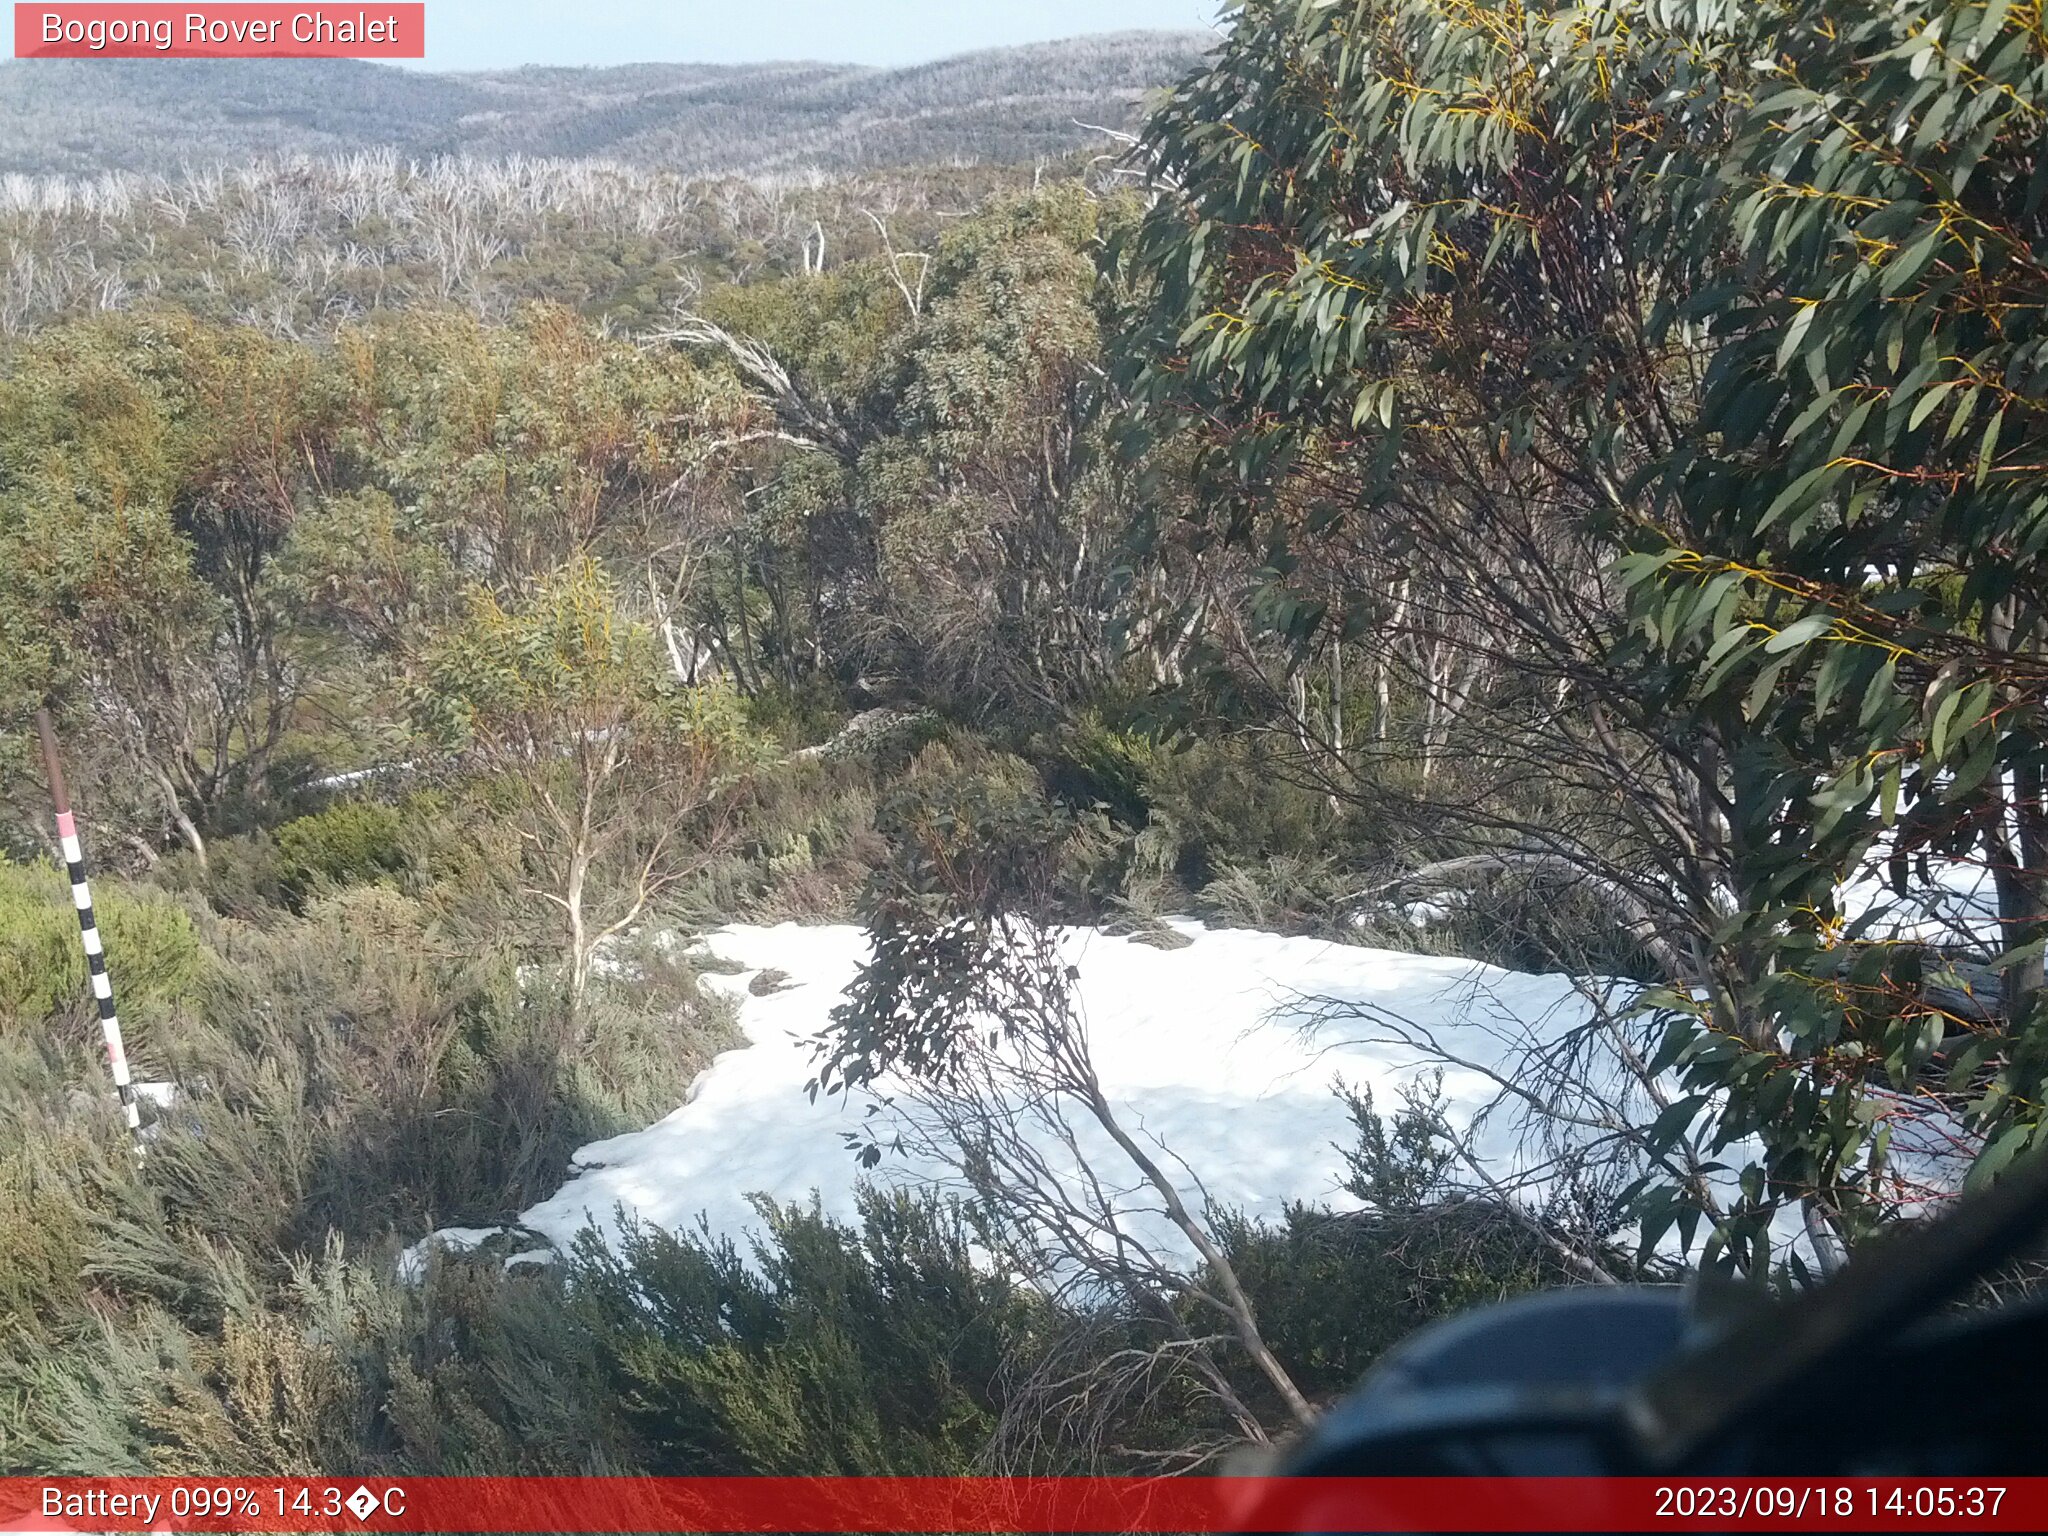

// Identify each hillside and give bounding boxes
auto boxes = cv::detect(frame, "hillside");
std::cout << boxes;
[0,31,1212,175]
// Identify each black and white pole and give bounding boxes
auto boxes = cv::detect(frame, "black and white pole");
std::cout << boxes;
[35,707,143,1148]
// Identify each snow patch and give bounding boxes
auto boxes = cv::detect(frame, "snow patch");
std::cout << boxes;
[483,921,1612,1269]
[397,1225,532,1283]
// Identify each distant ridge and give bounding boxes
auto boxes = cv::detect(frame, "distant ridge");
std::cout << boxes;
[0,31,1215,176]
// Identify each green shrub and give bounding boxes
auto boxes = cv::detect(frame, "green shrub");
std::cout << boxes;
[1419,873,1666,983]
[1044,712,1157,828]
[155,833,287,920]
[151,887,737,1253]
[1220,1078,1629,1409]
[1198,853,1351,933]
[572,1191,1048,1475]
[742,678,852,751]
[1143,736,1338,885]
[0,859,205,1041]
[731,758,886,921]
[0,1116,101,1347]
[0,1035,1627,1476]
[1034,717,1361,920]
[276,800,409,902]
[836,744,1093,958]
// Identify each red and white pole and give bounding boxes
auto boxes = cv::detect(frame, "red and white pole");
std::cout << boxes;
[34,708,143,1147]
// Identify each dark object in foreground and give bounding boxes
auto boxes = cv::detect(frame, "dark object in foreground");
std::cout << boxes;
[1271,1150,2048,1491]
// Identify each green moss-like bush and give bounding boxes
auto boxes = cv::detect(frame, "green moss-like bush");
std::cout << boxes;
[570,1192,1048,1475]
[0,859,205,1031]
[275,800,409,902]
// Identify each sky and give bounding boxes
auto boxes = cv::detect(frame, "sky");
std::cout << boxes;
[6,1,1224,71]
[419,0,1223,71]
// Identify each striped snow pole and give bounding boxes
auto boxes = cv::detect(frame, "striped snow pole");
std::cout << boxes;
[35,708,142,1145]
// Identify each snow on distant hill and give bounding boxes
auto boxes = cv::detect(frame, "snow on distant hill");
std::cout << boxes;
[0,32,1212,176]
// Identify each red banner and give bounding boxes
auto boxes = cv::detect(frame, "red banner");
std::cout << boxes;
[0,1477,2041,1533]
[14,5,424,58]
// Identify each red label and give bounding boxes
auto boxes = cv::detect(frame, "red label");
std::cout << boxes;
[14,4,424,57]
[1,1477,2044,1534]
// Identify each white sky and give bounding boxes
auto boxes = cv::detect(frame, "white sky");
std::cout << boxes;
[6,1,1225,71]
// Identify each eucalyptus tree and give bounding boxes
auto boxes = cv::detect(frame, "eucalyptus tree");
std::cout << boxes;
[0,314,345,864]
[411,559,748,1014]
[1119,0,1757,1248]
[665,188,1148,720]
[1122,0,2048,1268]
[1618,0,2048,1258]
